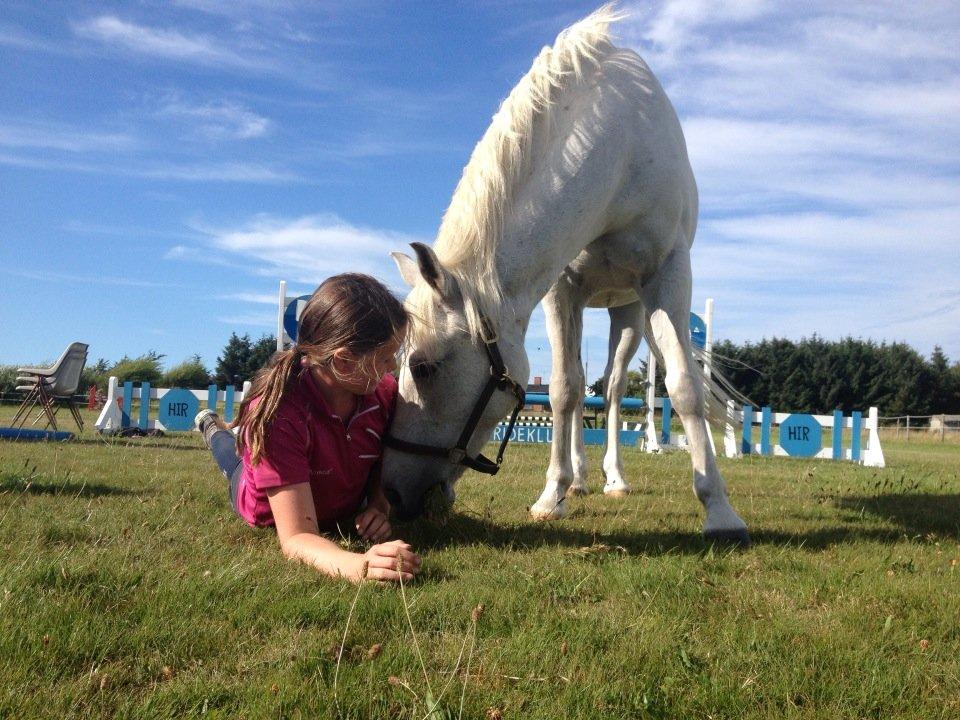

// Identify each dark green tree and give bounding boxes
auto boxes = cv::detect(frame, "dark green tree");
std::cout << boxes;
[164,355,212,388]
[0,365,17,395]
[588,364,650,398]
[214,333,277,387]
[80,358,110,392]
[708,337,954,415]
[248,335,278,378]
[109,351,164,385]
[214,333,253,387]
[929,346,954,414]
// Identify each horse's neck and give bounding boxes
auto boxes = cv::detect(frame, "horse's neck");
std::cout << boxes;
[495,226,569,326]
[491,237,579,359]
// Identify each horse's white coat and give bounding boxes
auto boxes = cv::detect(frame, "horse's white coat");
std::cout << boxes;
[381,6,748,540]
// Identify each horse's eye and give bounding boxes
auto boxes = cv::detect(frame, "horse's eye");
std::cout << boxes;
[411,360,439,381]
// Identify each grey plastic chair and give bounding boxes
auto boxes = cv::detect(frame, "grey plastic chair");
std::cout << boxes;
[12,342,89,431]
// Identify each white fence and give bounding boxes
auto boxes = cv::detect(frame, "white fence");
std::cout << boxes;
[95,376,251,434]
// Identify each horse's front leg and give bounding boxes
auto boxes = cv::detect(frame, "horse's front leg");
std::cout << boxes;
[642,245,749,544]
[531,283,584,520]
[602,301,644,497]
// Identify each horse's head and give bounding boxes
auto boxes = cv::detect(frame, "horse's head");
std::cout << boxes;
[381,242,528,520]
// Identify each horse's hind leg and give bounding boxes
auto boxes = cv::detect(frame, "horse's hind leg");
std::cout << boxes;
[531,280,584,520]
[641,245,750,544]
[567,358,590,496]
[602,300,644,497]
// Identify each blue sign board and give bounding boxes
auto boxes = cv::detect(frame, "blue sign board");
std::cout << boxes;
[493,424,553,444]
[778,414,822,457]
[283,295,312,343]
[689,312,707,349]
[158,388,199,431]
[492,424,642,446]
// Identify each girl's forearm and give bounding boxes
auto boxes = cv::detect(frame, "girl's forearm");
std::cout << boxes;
[279,532,364,580]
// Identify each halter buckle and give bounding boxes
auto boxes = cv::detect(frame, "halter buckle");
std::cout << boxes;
[448,447,467,464]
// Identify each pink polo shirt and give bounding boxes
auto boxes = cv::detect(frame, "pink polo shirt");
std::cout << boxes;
[235,369,397,530]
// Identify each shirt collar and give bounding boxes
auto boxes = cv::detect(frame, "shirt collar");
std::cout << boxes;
[300,364,379,421]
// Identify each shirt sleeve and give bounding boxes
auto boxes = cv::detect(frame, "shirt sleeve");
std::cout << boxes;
[247,412,311,490]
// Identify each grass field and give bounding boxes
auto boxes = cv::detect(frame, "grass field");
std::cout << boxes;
[1,407,958,719]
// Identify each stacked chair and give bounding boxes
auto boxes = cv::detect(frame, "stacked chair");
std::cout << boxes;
[11,342,89,432]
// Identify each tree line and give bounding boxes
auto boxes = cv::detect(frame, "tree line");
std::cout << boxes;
[588,337,959,417]
[708,337,959,416]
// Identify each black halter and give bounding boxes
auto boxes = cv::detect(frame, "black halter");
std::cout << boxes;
[383,320,526,475]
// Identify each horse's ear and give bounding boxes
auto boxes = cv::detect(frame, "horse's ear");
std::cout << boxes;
[391,251,421,288]
[409,242,452,297]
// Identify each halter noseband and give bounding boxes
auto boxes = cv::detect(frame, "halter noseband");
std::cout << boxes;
[383,319,526,476]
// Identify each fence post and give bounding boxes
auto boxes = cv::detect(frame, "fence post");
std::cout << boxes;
[905,415,910,442]
[940,414,946,442]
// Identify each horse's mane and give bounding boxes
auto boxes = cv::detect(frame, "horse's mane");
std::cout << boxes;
[408,4,622,352]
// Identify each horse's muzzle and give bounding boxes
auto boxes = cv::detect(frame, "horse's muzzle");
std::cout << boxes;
[383,485,420,522]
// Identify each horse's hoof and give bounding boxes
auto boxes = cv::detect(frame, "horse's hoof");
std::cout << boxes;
[529,501,566,521]
[603,483,631,497]
[568,486,590,497]
[703,528,751,547]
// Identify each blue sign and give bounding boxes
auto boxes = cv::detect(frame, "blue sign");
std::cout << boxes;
[493,424,553,444]
[283,295,312,343]
[158,388,199,431]
[779,414,822,457]
[690,312,707,349]
[492,424,643,446]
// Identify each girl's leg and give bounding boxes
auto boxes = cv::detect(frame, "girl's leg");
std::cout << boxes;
[209,429,243,514]
[228,462,244,513]
[208,429,242,479]
[196,410,243,513]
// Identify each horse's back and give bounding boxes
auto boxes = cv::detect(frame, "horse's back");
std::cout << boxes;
[595,45,697,235]
[543,44,698,308]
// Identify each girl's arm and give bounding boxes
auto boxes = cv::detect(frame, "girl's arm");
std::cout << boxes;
[267,482,419,582]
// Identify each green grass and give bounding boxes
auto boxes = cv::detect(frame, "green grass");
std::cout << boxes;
[1,407,958,718]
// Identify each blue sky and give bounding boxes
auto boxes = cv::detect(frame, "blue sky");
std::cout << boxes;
[2,1,958,384]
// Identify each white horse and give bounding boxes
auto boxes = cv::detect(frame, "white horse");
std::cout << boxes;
[381,6,749,544]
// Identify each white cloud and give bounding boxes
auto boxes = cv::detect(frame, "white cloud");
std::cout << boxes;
[0,26,66,53]
[217,292,280,305]
[5,268,177,289]
[158,97,271,140]
[0,151,296,182]
[0,121,134,153]
[72,15,264,70]
[217,312,277,327]
[192,214,427,288]
[623,0,773,68]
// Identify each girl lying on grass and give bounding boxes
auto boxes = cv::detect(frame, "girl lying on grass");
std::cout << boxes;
[195,273,421,583]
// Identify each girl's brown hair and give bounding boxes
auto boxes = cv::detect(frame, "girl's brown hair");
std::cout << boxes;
[235,273,408,464]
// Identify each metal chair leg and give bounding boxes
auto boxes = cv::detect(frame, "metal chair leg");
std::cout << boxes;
[11,383,41,428]
[33,386,58,431]
[67,400,85,431]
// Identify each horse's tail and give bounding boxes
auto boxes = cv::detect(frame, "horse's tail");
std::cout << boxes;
[691,345,754,430]
[646,342,754,430]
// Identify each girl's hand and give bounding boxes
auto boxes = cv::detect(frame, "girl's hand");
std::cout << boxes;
[362,540,421,582]
[355,506,391,543]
